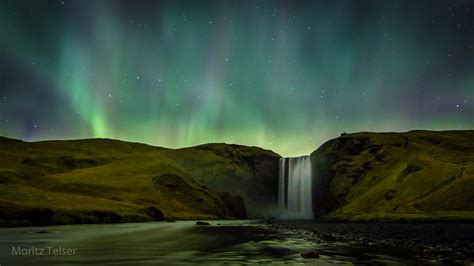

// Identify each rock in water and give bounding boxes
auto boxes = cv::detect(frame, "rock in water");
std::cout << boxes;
[266,217,276,224]
[195,221,210,225]
[301,251,320,258]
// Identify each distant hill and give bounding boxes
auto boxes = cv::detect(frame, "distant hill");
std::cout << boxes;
[311,130,474,221]
[0,137,279,226]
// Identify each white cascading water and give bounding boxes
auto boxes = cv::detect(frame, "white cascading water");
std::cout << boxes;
[278,156,313,219]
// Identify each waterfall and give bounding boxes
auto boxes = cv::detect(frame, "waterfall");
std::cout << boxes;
[278,156,313,219]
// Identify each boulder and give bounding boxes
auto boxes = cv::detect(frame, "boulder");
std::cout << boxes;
[301,251,320,258]
[218,192,247,219]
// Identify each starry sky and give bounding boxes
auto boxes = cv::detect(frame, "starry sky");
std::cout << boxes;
[0,0,473,156]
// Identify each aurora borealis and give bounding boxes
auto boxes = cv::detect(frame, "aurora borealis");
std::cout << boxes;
[0,0,473,156]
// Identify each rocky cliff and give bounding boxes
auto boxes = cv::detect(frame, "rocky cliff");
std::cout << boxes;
[311,130,474,221]
[167,143,280,217]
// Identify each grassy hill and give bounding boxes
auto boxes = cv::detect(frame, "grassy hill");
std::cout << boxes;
[311,130,474,221]
[0,137,279,226]
[2,129,472,226]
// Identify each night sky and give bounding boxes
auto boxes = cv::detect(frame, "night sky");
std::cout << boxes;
[0,0,473,156]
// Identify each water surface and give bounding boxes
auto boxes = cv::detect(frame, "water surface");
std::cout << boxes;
[0,220,471,265]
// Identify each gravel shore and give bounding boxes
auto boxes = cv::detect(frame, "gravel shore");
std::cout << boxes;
[267,220,474,264]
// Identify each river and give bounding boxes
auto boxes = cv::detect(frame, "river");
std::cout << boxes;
[0,220,472,265]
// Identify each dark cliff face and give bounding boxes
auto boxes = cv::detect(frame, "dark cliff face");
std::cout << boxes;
[0,138,280,226]
[167,143,281,218]
[310,130,474,221]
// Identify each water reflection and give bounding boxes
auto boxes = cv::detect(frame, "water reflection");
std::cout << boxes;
[0,221,453,264]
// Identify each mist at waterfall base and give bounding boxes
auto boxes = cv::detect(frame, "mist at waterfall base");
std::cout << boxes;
[278,156,314,219]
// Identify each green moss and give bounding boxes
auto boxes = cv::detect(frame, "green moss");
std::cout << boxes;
[0,138,279,226]
[312,130,474,221]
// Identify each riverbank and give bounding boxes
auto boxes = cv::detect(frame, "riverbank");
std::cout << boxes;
[270,220,474,264]
[317,210,474,222]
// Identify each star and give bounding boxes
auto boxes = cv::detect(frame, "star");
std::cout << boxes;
[0,0,470,159]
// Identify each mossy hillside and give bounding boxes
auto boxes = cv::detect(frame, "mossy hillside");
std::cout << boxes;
[0,137,278,226]
[311,130,474,221]
[163,143,280,216]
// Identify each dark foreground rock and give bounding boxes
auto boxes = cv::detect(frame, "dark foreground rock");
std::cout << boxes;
[301,251,320,258]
